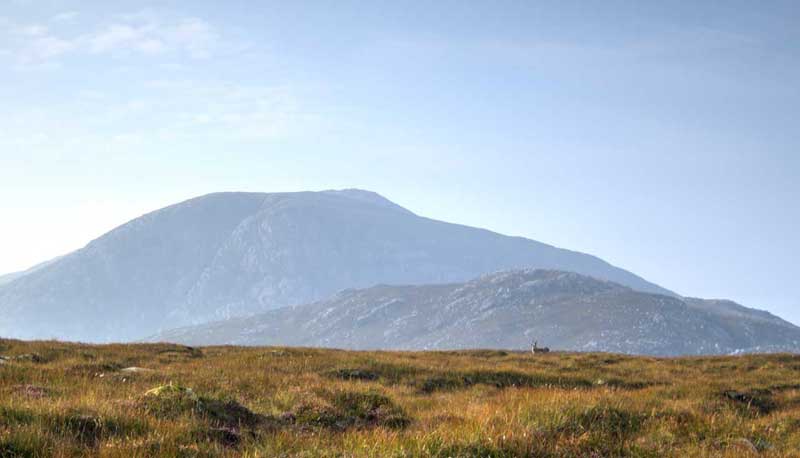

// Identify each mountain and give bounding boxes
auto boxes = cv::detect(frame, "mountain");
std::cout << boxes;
[0,189,673,342]
[150,269,800,356]
[0,272,24,286]
[0,256,63,286]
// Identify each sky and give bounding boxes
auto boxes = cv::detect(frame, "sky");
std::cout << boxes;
[1,1,799,322]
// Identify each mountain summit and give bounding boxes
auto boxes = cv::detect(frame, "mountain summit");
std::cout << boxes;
[0,190,670,342]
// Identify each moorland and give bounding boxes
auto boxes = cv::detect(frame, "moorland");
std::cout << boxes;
[1,339,799,457]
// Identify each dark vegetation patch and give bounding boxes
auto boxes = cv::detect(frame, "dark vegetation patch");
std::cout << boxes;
[53,412,148,444]
[189,425,246,448]
[602,378,662,390]
[138,383,411,442]
[155,345,203,363]
[329,391,410,429]
[47,413,105,445]
[0,440,40,458]
[417,369,593,393]
[326,359,658,395]
[325,368,380,381]
[722,389,776,415]
[0,406,35,427]
[327,364,618,394]
[573,354,630,368]
[419,376,465,393]
[137,384,263,428]
[323,361,422,384]
[287,390,410,430]
[450,349,509,358]
[0,409,149,448]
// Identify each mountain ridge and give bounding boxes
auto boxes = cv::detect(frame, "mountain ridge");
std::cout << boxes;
[150,269,800,356]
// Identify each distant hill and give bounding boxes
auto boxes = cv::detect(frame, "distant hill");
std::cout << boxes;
[150,269,800,356]
[0,190,671,342]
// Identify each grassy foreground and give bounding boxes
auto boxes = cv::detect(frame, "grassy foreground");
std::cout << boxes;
[1,339,800,457]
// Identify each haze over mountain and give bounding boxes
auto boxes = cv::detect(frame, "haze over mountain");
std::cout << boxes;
[151,269,800,356]
[0,190,672,342]
[0,256,64,286]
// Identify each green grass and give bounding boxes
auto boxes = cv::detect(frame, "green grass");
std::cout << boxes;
[1,338,800,456]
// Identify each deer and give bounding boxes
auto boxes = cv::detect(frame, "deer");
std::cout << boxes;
[531,340,550,354]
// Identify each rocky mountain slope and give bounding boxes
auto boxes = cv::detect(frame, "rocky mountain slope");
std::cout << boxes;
[0,190,671,342]
[151,270,800,356]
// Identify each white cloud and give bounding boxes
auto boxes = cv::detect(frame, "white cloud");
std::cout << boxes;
[137,38,166,54]
[0,79,319,159]
[166,18,218,58]
[84,16,219,58]
[88,24,143,53]
[130,80,310,141]
[17,24,48,36]
[51,11,79,23]
[3,12,221,68]
[25,35,76,61]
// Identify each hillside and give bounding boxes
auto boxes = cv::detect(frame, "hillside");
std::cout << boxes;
[0,256,62,286]
[152,270,800,356]
[2,338,800,456]
[0,189,671,342]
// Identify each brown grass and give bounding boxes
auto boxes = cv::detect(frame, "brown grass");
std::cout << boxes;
[1,338,800,457]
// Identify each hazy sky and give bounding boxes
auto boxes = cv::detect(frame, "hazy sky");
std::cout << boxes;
[1,1,798,322]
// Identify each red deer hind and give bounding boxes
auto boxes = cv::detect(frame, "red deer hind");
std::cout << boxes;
[531,340,550,354]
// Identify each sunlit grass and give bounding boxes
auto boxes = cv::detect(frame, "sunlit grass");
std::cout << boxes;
[1,338,799,456]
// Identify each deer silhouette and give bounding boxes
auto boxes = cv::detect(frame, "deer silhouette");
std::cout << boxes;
[531,340,550,354]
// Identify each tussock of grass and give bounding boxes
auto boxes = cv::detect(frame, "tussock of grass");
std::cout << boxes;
[288,389,410,430]
[138,383,263,428]
[722,388,777,415]
[2,339,800,456]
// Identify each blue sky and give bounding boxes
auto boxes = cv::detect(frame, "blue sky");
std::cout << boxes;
[1,1,799,322]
